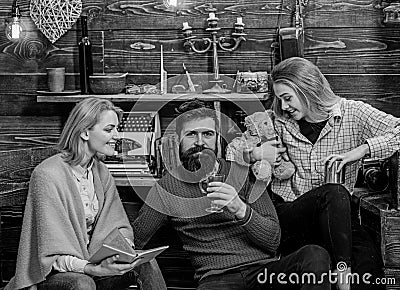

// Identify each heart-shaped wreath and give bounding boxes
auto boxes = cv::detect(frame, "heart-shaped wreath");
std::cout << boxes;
[30,0,82,43]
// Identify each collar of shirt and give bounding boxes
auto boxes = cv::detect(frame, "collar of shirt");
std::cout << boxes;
[329,99,342,126]
[71,159,94,182]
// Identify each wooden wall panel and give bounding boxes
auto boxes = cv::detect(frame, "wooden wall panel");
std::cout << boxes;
[0,0,387,30]
[0,95,74,115]
[303,0,385,28]
[3,26,400,84]
[0,0,399,151]
[80,0,387,29]
[101,27,400,74]
[0,146,57,205]
[4,26,400,77]
[0,116,63,149]
[306,28,400,74]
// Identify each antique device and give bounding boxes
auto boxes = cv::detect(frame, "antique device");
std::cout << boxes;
[359,157,390,192]
[105,111,161,176]
[274,0,305,64]
[356,151,400,210]
[278,26,304,61]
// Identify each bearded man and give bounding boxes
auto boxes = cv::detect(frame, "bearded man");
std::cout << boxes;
[133,99,332,290]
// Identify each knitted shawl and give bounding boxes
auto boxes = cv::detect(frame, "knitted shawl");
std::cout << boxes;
[5,153,133,290]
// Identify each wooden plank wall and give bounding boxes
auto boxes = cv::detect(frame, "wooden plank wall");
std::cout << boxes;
[0,146,58,282]
[0,0,400,150]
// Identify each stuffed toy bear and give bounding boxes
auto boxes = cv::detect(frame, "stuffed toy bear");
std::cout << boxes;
[226,110,295,183]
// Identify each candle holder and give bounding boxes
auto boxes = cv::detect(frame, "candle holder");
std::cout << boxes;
[182,8,246,94]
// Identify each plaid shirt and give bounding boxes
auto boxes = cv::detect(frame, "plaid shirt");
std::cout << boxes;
[272,98,400,201]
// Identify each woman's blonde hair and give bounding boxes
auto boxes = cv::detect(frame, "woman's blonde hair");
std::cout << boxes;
[271,57,340,122]
[57,98,123,166]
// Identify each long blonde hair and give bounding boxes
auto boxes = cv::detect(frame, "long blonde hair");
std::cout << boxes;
[271,57,340,122]
[57,98,123,166]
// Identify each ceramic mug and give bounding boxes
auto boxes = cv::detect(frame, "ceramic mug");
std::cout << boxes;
[47,67,65,92]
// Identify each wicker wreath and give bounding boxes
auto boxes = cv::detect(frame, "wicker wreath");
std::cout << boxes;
[30,0,82,43]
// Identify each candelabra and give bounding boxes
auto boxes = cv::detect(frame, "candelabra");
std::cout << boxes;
[182,9,246,93]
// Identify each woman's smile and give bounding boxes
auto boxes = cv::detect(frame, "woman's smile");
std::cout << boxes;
[273,83,307,121]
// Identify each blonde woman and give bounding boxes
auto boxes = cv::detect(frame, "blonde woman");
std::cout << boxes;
[6,98,166,290]
[246,57,398,290]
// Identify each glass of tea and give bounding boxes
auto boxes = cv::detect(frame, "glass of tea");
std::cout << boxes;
[199,174,225,213]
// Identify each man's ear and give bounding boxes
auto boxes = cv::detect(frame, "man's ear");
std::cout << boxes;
[80,130,89,141]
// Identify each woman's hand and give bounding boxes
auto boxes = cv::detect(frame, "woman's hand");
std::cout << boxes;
[324,144,370,172]
[207,182,247,218]
[84,255,142,277]
[244,139,287,166]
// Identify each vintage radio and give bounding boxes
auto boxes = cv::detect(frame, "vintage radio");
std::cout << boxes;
[105,111,161,176]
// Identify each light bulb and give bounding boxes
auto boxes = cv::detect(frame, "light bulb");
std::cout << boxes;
[5,5,24,42]
[5,17,23,41]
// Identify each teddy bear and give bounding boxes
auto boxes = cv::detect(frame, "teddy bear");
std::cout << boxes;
[226,110,295,183]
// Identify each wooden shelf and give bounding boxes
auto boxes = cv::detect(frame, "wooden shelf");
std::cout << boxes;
[37,93,269,103]
[113,175,158,187]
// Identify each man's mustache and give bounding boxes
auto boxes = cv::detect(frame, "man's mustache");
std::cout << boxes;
[180,145,206,160]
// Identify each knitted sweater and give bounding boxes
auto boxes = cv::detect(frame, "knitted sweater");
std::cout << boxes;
[5,153,133,290]
[133,159,280,281]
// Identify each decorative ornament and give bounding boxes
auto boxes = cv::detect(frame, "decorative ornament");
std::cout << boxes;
[30,0,82,43]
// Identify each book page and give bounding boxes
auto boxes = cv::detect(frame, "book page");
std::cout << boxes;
[132,246,169,266]
[102,227,134,255]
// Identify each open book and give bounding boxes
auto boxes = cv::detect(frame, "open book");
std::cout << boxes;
[89,227,169,264]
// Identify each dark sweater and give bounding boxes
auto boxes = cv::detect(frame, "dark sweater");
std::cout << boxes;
[133,159,280,281]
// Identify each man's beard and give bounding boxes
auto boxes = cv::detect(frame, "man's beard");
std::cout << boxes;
[180,145,217,175]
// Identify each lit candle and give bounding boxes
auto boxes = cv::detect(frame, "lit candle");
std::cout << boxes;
[236,17,243,24]
[183,22,190,29]
[209,12,216,19]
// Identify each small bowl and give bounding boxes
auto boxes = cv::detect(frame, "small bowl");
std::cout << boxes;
[89,73,128,94]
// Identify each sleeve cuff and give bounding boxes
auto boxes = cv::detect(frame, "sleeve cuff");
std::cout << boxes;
[366,136,390,158]
[235,204,252,226]
[72,258,89,273]
[53,256,89,273]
